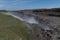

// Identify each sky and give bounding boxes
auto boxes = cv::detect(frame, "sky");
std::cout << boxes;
[0,0,60,10]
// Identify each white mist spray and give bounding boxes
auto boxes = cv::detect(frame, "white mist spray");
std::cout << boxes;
[4,12,38,24]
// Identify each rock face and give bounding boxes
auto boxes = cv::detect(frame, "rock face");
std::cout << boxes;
[27,24,58,40]
[25,15,60,40]
[24,15,59,40]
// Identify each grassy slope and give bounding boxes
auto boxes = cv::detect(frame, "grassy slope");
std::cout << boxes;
[0,13,30,40]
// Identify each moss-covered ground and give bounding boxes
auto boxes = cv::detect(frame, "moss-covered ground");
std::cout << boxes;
[0,13,30,40]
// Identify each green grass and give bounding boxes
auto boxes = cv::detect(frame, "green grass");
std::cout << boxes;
[0,13,30,40]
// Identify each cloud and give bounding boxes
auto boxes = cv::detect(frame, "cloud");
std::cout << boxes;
[0,4,4,7]
[12,0,33,6]
[12,0,33,3]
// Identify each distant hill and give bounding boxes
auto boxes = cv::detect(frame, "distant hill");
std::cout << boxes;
[31,8,60,12]
[0,10,7,12]
[12,8,60,16]
[0,8,60,16]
